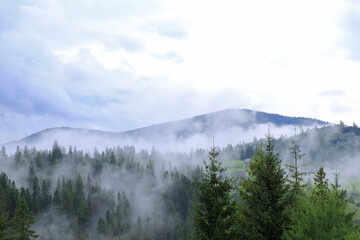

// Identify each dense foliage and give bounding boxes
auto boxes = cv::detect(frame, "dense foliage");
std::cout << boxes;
[194,134,360,240]
[1,123,360,239]
[0,143,201,239]
[193,147,237,240]
[237,136,291,240]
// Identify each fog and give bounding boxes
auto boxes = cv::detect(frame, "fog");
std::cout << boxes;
[2,110,345,239]
[2,109,326,155]
[2,124,319,156]
[278,124,360,189]
[0,139,206,239]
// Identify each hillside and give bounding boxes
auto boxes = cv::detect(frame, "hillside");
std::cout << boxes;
[3,109,327,152]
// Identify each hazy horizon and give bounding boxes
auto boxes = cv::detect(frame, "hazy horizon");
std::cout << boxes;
[1,0,359,144]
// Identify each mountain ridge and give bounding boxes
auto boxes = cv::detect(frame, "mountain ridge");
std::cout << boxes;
[3,109,328,152]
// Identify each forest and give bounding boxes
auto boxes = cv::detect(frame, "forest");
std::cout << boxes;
[1,123,360,239]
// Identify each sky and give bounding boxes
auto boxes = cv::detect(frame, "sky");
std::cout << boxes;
[1,0,360,143]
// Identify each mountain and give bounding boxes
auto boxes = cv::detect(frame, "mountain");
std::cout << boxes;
[3,109,328,153]
[276,122,360,167]
[122,108,327,139]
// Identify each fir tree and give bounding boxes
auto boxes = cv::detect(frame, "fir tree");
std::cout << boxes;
[313,167,329,197]
[193,146,237,240]
[0,213,13,240]
[331,168,347,202]
[286,140,307,194]
[11,197,39,240]
[283,168,360,239]
[238,135,291,240]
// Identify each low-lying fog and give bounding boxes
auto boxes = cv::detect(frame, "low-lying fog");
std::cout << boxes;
[3,123,318,155]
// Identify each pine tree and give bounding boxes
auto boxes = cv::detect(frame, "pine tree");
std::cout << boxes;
[31,176,40,214]
[1,146,7,159]
[331,168,347,201]
[283,168,360,239]
[14,146,22,167]
[51,141,62,165]
[11,197,39,240]
[238,135,291,240]
[193,146,237,240]
[313,167,329,197]
[27,162,35,187]
[0,213,13,240]
[286,140,307,194]
[96,217,108,236]
[39,180,52,211]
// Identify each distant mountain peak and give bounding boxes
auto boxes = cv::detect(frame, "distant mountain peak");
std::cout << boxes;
[3,109,328,153]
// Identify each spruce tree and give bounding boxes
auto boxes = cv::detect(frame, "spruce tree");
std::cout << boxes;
[286,140,307,194]
[283,168,360,239]
[193,146,237,240]
[0,213,13,240]
[11,197,39,240]
[313,167,329,197]
[238,135,291,240]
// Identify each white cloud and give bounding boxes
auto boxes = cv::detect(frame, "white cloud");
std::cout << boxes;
[1,0,360,143]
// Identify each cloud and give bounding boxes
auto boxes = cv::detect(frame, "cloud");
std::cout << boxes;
[331,105,352,113]
[337,0,360,61]
[1,0,360,144]
[145,18,188,39]
[319,89,345,97]
[62,0,164,21]
[150,51,184,63]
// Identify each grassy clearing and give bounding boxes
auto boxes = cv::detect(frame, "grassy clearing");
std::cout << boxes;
[347,200,360,221]
[222,159,246,176]
[345,181,360,194]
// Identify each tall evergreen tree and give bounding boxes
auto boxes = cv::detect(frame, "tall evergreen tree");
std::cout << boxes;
[0,213,13,240]
[31,176,40,214]
[1,146,7,159]
[238,135,291,240]
[14,146,22,167]
[193,146,237,240]
[313,167,329,197]
[51,141,62,165]
[286,140,307,194]
[283,168,360,239]
[11,197,39,240]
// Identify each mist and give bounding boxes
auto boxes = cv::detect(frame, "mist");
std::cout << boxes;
[0,109,341,239]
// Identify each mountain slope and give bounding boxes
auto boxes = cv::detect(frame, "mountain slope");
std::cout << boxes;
[122,109,327,139]
[3,109,327,152]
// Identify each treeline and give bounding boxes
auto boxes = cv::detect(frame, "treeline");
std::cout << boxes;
[194,136,360,239]
[1,123,360,239]
[217,123,360,166]
[0,142,202,239]
[0,173,38,239]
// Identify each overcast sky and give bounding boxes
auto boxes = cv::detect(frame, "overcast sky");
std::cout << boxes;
[1,0,360,143]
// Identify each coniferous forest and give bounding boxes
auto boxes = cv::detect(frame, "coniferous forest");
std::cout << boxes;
[1,124,360,239]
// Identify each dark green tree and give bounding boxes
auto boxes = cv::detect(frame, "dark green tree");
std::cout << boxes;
[313,167,329,197]
[27,162,35,187]
[11,197,39,240]
[31,176,40,214]
[0,213,13,240]
[331,168,347,201]
[96,217,108,236]
[193,146,237,240]
[110,151,116,164]
[39,180,52,211]
[51,140,62,165]
[14,146,22,167]
[238,135,291,240]
[283,168,360,239]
